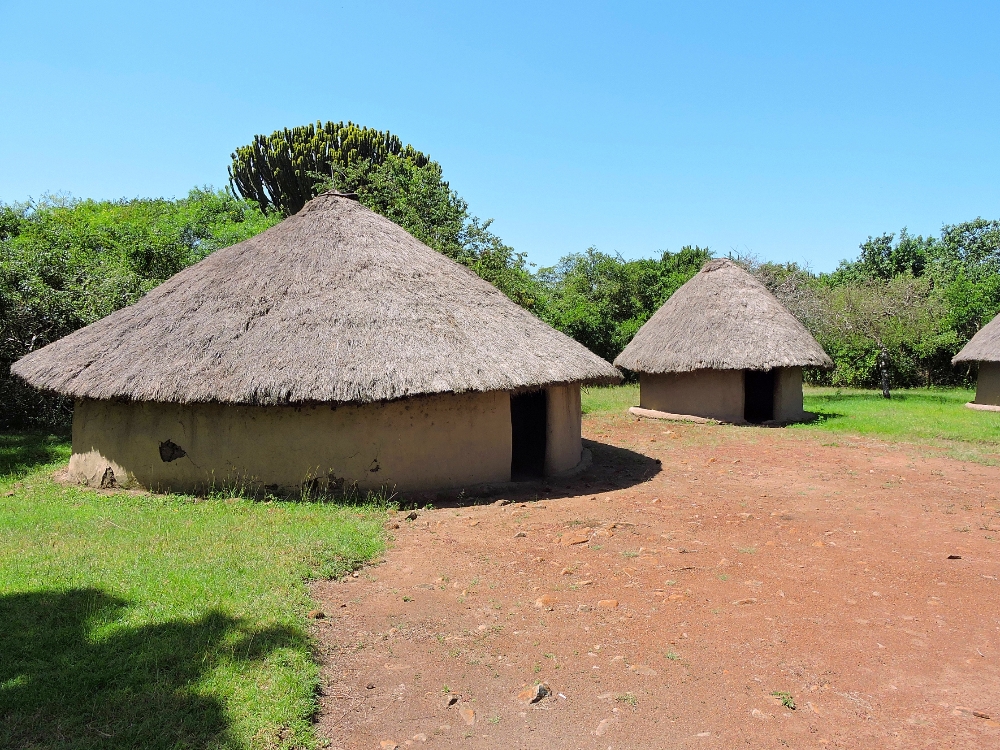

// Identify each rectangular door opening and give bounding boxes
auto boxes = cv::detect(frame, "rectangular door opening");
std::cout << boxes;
[511,390,547,479]
[744,369,775,424]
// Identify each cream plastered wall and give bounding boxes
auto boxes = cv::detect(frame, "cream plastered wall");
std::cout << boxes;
[69,390,513,494]
[639,370,745,422]
[772,367,805,422]
[639,368,806,424]
[975,362,1000,406]
[544,383,582,474]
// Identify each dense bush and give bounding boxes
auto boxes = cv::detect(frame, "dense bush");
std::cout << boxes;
[745,218,1000,393]
[0,190,280,428]
[534,246,711,364]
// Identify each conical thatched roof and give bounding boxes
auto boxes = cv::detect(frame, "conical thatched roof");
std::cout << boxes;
[614,259,832,373]
[12,193,620,405]
[953,313,1000,364]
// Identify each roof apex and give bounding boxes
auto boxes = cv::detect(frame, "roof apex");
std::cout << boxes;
[614,259,833,373]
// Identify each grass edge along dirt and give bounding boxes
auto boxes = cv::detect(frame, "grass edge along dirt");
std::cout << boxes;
[0,431,389,750]
[583,384,1000,460]
[800,386,1000,463]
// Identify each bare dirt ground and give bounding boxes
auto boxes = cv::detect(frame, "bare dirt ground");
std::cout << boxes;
[312,412,1000,749]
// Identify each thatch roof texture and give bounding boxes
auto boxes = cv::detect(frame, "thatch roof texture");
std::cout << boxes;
[952,313,1000,363]
[614,259,832,373]
[13,193,620,405]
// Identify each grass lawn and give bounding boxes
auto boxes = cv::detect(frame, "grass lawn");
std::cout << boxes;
[799,386,1000,459]
[582,384,639,415]
[583,384,1000,459]
[0,431,388,750]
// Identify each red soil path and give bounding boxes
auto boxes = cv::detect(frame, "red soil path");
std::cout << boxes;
[313,413,1000,749]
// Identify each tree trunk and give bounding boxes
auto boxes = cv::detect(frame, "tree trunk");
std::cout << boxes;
[879,346,891,399]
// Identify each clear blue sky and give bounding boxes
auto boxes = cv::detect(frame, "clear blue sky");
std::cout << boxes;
[2,1,998,272]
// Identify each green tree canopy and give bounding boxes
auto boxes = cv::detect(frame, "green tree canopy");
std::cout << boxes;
[0,189,280,427]
[831,229,934,282]
[230,122,539,309]
[747,218,1000,392]
[536,246,712,363]
[228,121,429,216]
[812,275,958,397]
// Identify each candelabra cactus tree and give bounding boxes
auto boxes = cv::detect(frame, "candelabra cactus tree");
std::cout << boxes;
[228,121,429,216]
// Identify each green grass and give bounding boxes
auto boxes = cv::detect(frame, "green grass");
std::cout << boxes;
[799,386,1000,459]
[771,690,796,710]
[581,384,1000,458]
[581,384,639,414]
[1,431,387,750]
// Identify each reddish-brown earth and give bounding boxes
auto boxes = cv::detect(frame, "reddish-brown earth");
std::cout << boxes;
[313,412,1000,749]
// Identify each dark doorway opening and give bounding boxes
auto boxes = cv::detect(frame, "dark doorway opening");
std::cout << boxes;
[511,390,547,479]
[744,369,775,424]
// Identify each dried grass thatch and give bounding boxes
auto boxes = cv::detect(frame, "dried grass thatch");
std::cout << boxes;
[614,259,832,373]
[13,193,620,405]
[952,313,1000,363]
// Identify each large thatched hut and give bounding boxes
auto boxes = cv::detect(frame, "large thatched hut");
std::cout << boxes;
[614,259,832,424]
[12,193,620,494]
[952,313,1000,410]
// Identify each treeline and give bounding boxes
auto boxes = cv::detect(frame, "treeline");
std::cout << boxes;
[0,186,713,428]
[520,222,1000,395]
[746,220,1000,393]
[3,121,998,427]
[6,188,993,428]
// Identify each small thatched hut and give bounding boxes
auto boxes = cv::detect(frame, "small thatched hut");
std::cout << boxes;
[614,259,832,424]
[952,313,1000,410]
[12,193,620,494]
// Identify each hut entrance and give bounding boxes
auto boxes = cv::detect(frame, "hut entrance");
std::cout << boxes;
[510,390,547,479]
[744,369,775,424]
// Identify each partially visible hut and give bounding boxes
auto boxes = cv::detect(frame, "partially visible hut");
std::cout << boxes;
[614,259,832,424]
[12,193,620,494]
[952,313,1000,410]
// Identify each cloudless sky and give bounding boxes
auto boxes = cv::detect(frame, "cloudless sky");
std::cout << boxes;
[2,1,998,271]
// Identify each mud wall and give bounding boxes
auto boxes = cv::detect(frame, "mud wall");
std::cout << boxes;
[772,367,805,422]
[544,382,582,475]
[975,362,1000,406]
[69,391,513,494]
[639,370,744,422]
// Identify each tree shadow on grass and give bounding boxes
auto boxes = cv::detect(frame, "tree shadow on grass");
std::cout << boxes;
[792,411,847,425]
[0,588,305,750]
[0,431,71,480]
